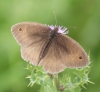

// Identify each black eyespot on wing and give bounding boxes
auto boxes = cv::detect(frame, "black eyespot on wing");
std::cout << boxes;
[18,28,23,31]
[79,56,82,59]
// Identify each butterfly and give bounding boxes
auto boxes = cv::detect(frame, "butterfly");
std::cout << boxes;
[11,22,89,74]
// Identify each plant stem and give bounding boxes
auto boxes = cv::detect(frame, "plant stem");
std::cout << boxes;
[54,74,59,92]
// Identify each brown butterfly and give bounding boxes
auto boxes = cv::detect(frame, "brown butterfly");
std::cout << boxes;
[11,22,89,74]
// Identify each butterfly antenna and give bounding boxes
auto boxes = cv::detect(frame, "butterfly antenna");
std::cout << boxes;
[67,26,77,29]
[53,11,57,25]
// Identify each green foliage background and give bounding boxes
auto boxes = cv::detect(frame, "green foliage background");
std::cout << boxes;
[0,0,100,92]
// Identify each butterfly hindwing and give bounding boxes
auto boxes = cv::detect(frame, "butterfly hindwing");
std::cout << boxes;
[39,37,66,74]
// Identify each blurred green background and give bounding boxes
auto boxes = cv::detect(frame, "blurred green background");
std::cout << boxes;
[0,0,100,92]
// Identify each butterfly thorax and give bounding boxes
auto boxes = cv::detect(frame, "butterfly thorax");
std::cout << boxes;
[49,27,58,38]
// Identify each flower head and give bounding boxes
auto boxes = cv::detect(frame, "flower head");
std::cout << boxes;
[47,25,68,34]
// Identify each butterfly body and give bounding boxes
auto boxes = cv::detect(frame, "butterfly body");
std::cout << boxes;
[39,27,59,60]
[11,22,89,74]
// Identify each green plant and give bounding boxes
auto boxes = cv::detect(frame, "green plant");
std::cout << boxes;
[26,60,93,92]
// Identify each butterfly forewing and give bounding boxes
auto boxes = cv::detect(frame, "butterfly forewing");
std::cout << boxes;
[11,22,51,65]
[56,34,89,68]
[11,22,50,47]
[39,33,89,74]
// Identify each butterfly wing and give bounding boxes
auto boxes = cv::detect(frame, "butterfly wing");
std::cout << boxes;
[11,22,50,47]
[39,34,89,74]
[11,22,51,65]
[21,40,47,65]
[58,34,89,68]
[57,34,89,68]
[39,37,66,74]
